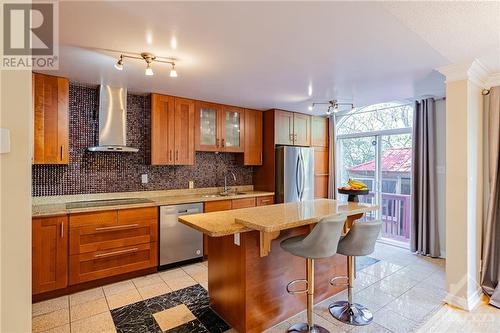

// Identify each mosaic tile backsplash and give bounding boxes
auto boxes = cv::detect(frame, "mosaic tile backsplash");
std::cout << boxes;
[32,83,253,196]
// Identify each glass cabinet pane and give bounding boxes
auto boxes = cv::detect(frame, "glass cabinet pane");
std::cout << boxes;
[200,108,217,146]
[224,111,240,147]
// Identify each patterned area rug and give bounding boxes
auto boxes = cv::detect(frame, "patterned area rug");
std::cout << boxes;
[111,284,230,333]
[355,256,380,271]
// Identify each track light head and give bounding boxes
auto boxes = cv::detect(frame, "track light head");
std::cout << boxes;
[114,55,123,70]
[169,63,178,78]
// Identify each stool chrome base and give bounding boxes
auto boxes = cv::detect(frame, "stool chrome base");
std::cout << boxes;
[329,301,373,326]
[287,322,330,333]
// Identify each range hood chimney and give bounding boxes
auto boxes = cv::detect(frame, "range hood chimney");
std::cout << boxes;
[88,85,138,152]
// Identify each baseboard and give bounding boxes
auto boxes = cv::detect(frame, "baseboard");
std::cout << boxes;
[444,288,482,311]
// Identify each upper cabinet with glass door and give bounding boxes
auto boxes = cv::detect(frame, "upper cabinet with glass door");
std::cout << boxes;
[195,102,222,152]
[195,102,244,152]
[220,106,244,152]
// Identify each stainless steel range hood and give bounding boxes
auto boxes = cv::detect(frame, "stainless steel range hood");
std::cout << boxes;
[88,85,139,152]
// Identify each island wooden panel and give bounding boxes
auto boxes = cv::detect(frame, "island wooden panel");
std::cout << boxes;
[208,226,346,333]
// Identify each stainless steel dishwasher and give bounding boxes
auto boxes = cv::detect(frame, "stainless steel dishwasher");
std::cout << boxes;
[159,203,203,267]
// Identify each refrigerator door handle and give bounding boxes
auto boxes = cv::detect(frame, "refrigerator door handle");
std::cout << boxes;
[295,154,301,199]
[301,152,306,200]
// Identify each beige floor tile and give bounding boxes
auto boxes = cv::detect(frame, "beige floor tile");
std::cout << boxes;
[132,273,164,289]
[262,320,292,333]
[103,280,136,297]
[189,270,208,283]
[137,282,172,300]
[361,261,404,279]
[163,271,198,291]
[200,281,209,291]
[33,296,69,317]
[353,271,380,291]
[202,260,209,267]
[159,268,188,280]
[71,311,116,333]
[69,287,104,307]
[153,304,196,331]
[70,297,109,322]
[385,295,436,322]
[373,309,418,333]
[355,285,395,307]
[106,288,142,310]
[372,274,419,298]
[349,322,391,333]
[182,263,207,275]
[38,323,71,333]
[32,308,69,333]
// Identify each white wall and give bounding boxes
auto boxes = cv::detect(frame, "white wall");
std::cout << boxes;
[0,69,32,331]
[435,99,446,258]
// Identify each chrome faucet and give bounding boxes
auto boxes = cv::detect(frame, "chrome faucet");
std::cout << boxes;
[221,171,236,195]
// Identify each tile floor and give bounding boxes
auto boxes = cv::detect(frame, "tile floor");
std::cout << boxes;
[32,243,449,333]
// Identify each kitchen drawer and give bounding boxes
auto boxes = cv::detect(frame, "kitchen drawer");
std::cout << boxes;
[232,197,256,209]
[118,207,157,223]
[70,210,117,228]
[69,242,157,285]
[256,196,274,206]
[205,200,232,212]
[70,219,158,255]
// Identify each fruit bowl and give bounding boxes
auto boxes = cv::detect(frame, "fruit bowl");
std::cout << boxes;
[337,188,369,202]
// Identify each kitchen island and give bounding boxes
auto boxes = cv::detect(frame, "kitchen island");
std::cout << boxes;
[179,199,378,333]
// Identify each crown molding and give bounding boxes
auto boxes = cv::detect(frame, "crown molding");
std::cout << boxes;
[437,59,490,88]
[486,72,500,89]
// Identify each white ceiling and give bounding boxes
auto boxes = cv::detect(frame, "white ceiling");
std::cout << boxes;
[42,1,500,115]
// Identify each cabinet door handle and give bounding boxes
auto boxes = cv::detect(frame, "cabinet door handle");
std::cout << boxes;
[169,150,172,161]
[175,150,179,160]
[94,248,138,259]
[60,145,64,161]
[289,134,293,142]
[60,221,64,238]
[294,134,297,141]
[221,139,225,147]
[216,138,219,148]
[95,224,139,231]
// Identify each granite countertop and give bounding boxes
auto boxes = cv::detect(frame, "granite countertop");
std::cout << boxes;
[179,199,379,237]
[32,186,274,217]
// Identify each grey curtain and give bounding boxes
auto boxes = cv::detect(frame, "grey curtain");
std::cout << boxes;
[481,86,500,308]
[411,98,440,257]
[328,116,337,199]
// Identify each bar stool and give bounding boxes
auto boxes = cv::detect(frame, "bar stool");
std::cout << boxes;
[280,214,346,333]
[329,220,382,326]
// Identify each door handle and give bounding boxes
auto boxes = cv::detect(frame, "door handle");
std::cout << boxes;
[95,224,139,231]
[175,150,179,160]
[60,221,64,238]
[221,138,225,147]
[94,247,138,258]
[216,138,219,148]
[169,150,172,161]
[296,155,301,199]
[300,152,306,200]
[60,145,64,161]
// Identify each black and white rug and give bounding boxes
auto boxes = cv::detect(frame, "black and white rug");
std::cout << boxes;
[111,284,230,333]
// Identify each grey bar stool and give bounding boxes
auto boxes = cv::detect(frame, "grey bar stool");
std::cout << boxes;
[329,220,382,326]
[280,214,346,333]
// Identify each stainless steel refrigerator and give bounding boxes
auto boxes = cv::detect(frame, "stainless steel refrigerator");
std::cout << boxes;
[275,146,315,203]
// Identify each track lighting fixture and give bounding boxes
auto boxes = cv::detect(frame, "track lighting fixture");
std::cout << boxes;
[114,55,123,70]
[312,99,354,115]
[113,52,178,77]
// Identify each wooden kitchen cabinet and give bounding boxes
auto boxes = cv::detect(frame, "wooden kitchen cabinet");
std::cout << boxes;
[195,102,244,152]
[243,109,263,165]
[68,207,158,285]
[293,113,311,146]
[151,94,195,165]
[32,73,69,164]
[274,110,294,145]
[311,116,329,147]
[313,146,329,199]
[32,216,68,294]
[274,110,311,146]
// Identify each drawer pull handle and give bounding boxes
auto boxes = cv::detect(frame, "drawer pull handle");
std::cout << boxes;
[95,224,139,231]
[94,248,138,258]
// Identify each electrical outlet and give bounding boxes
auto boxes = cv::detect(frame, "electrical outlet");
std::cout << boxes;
[189,180,194,189]
[141,174,148,184]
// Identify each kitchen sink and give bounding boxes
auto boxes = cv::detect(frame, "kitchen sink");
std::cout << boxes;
[66,198,153,209]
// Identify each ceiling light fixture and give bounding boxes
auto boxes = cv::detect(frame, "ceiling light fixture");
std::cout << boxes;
[169,63,178,78]
[308,105,313,111]
[312,99,355,116]
[113,52,178,77]
[114,55,123,70]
